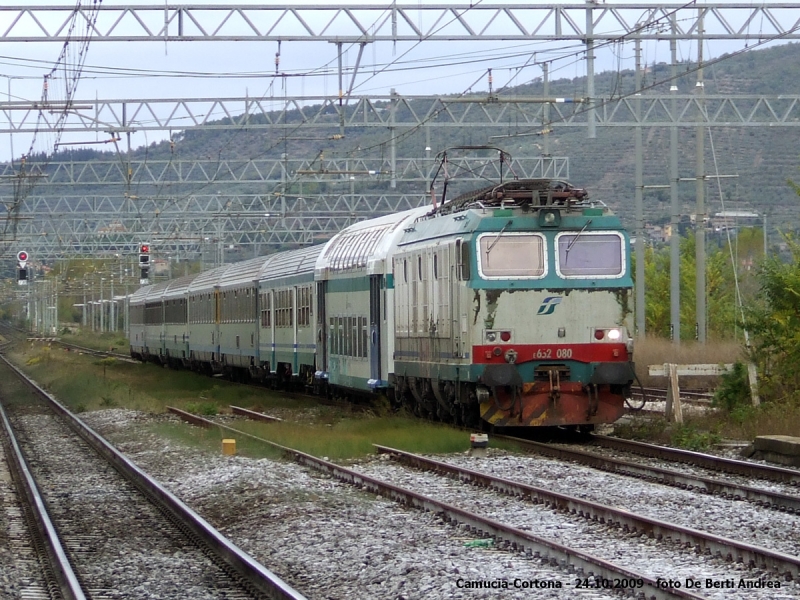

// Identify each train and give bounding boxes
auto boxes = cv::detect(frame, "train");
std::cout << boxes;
[129,175,635,430]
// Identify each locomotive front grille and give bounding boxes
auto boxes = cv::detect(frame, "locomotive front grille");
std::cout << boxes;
[534,364,570,381]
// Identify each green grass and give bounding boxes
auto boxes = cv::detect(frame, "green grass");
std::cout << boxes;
[9,333,524,460]
[150,416,523,461]
[145,422,285,460]
[228,416,512,460]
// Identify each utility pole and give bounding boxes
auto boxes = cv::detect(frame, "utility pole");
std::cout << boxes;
[634,39,645,338]
[669,14,681,345]
[585,0,596,139]
[695,10,707,343]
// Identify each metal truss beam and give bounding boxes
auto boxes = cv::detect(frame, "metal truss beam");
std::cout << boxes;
[4,94,800,136]
[2,4,800,42]
[0,156,569,261]
[0,156,569,187]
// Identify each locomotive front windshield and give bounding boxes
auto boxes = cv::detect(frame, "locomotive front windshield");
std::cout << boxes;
[556,232,625,278]
[477,233,546,279]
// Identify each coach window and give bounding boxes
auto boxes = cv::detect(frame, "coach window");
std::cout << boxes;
[298,286,312,327]
[555,232,625,279]
[261,292,271,327]
[477,232,546,279]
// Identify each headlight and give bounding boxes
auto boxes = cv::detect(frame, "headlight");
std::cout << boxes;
[607,328,621,340]
[486,331,497,342]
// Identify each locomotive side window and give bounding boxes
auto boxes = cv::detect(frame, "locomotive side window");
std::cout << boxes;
[456,239,471,281]
[555,232,625,278]
[476,233,546,279]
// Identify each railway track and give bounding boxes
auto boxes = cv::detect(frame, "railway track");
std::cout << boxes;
[0,404,66,599]
[167,405,800,599]
[0,355,306,600]
[52,340,136,363]
[492,434,800,514]
[588,435,800,487]
[368,445,800,578]
[632,388,714,404]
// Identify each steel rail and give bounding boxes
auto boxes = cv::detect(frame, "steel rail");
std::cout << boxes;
[0,356,308,600]
[0,401,86,600]
[493,434,800,514]
[231,405,283,422]
[374,444,800,580]
[633,387,714,403]
[591,435,800,487]
[168,406,707,600]
[54,340,135,362]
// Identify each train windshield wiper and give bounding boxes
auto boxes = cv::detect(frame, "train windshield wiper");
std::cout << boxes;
[565,219,592,261]
[486,220,512,257]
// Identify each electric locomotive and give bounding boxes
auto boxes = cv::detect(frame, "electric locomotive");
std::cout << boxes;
[389,177,635,428]
[129,174,634,430]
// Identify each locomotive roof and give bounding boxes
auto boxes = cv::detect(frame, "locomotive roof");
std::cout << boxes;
[316,206,429,277]
[429,178,592,217]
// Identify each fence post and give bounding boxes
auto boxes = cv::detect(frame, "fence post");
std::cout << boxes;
[664,363,683,424]
[747,363,760,407]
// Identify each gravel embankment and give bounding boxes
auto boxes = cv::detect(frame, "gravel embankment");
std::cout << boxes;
[81,409,627,600]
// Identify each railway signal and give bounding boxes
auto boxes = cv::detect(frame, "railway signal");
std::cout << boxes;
[138,243,150,284]
[16,250,28,285]
[138,243,150,266]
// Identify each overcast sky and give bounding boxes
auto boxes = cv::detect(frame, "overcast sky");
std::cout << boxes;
[0,0,794,162]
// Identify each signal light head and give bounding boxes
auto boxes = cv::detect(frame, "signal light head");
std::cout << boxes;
[140,244,150,254]
[17,250,28,262]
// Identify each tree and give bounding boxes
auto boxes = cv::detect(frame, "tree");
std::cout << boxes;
[743,237,800,402]
[640,231,748,340]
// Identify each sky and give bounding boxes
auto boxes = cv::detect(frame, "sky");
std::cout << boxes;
[0,0,797,162]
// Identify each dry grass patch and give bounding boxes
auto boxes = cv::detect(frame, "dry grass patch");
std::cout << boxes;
[634,337,744,388]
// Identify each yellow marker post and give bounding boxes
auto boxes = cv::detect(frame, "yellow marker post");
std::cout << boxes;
[222,439,236,456]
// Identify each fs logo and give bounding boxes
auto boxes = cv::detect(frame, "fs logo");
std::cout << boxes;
[537,296,563,315]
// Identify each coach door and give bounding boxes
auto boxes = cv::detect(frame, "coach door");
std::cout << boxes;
[369,274,381,383]
[317,281,327,372]
[213,286,221,361]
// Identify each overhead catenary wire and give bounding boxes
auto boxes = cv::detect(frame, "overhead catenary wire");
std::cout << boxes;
[5,1,791,257]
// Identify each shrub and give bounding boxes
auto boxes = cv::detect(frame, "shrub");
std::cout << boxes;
[671,424,720,451]
[186,401,218,416]
[713,362,750,411]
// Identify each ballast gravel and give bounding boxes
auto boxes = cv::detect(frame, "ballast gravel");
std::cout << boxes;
[557,442,800,497]
[81,409,800,599]
[79,409,622,600]
[350,459,798,600]
[0,432,50,599]
[435,452,800,555]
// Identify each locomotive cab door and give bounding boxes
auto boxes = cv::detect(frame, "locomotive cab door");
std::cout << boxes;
[451,240,464,358]
[369,274,382,383]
